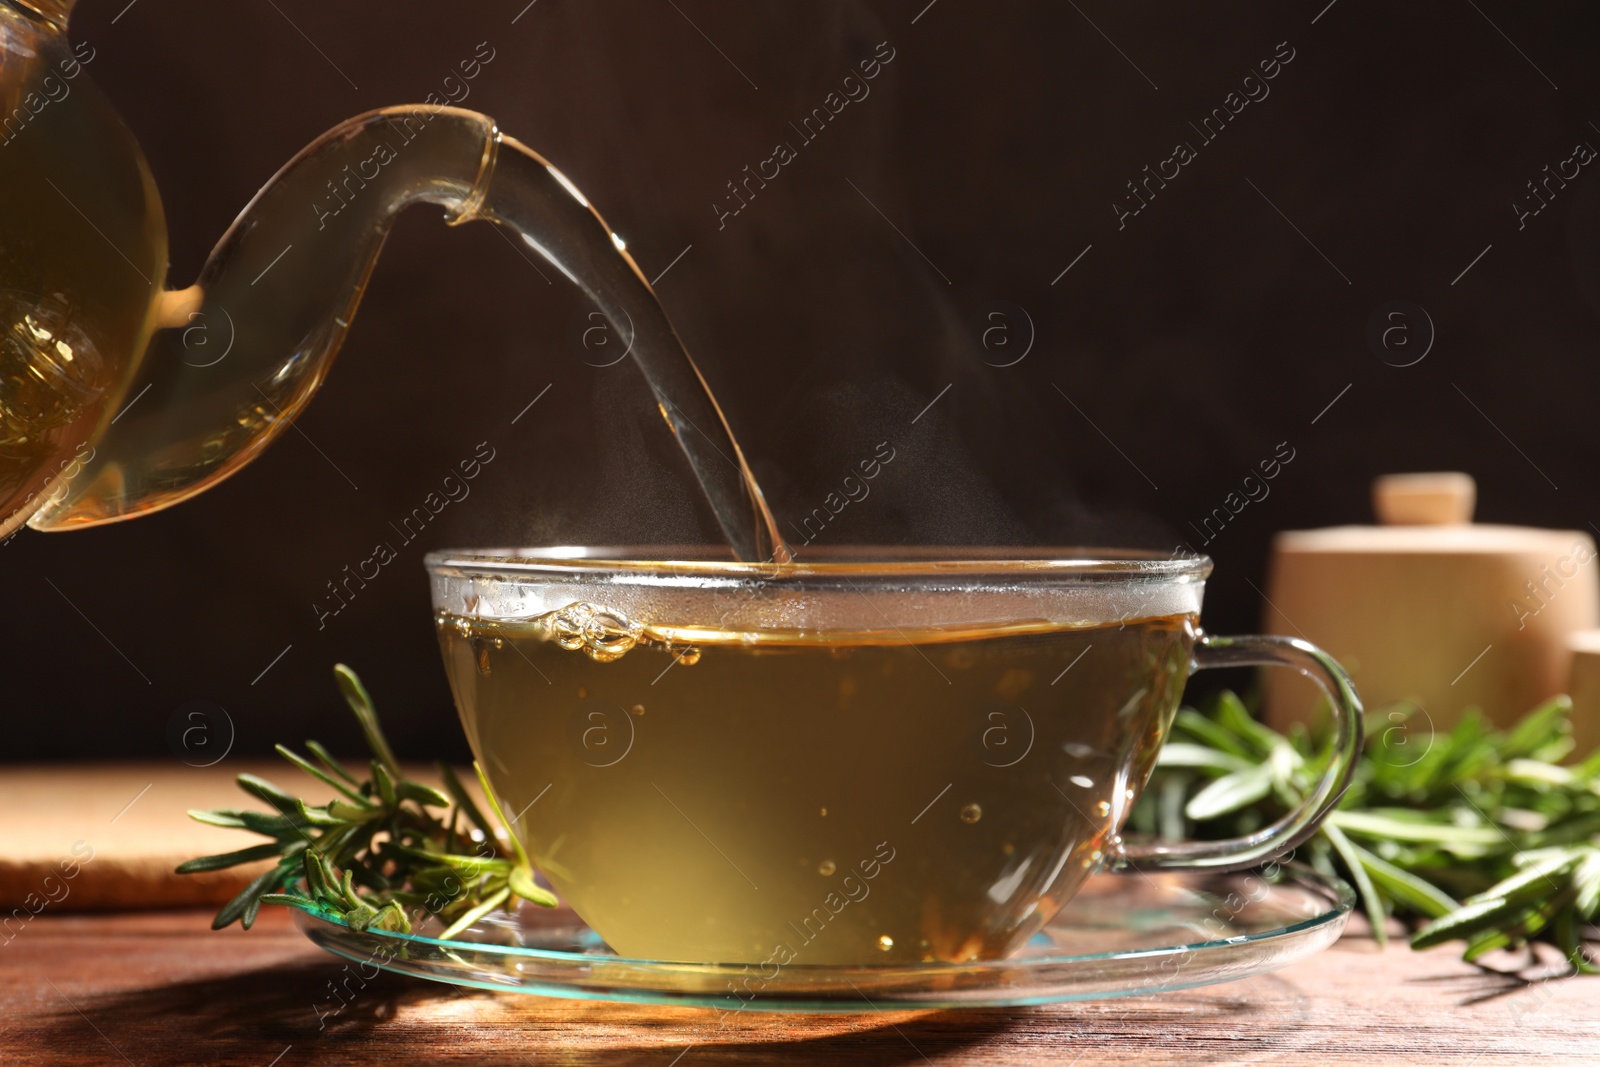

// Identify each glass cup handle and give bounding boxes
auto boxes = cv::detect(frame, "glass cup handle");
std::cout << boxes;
[1114,633,1364,872]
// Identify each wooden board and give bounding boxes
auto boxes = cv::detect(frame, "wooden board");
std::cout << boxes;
[0,763,470,911]
[0,762,285,911]
[3,908,1597,1065]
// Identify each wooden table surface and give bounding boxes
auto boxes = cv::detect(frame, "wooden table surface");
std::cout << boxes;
[3,908,1596,1066]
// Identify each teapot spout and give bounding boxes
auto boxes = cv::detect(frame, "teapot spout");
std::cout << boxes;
[29,104,784,561]
[27,105,498,530]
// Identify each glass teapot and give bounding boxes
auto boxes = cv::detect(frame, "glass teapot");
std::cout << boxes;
[0,0,782,561]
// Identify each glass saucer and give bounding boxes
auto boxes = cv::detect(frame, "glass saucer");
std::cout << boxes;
[294,862,1351,1012]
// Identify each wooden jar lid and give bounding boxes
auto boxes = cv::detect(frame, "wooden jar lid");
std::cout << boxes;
[1372,472,1476,526]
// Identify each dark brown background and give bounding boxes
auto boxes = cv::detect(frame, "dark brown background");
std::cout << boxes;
[8,1,1598,762]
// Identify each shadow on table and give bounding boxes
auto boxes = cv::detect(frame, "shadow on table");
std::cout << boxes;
[50,958,1300,1065]
[52,958,462,1047]
[1406,942,1581,1006]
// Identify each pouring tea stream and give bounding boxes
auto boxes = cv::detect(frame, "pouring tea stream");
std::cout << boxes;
[0,0,787,563]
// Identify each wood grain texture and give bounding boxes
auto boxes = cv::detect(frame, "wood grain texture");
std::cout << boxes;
[3,908,1596,1065]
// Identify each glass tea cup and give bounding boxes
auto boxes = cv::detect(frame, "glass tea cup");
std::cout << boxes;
[426,546,1360,966]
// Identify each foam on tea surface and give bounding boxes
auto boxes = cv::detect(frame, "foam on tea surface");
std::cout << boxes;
[437,600,1196,965]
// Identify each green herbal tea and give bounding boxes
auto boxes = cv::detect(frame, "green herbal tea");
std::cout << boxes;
[438,606,1195,965]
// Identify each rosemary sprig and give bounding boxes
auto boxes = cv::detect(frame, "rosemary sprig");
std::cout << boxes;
[1131,691,1600,974]
[176,664,556,937]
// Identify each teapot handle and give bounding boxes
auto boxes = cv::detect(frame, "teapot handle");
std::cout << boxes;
[1114,633,1363,872]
